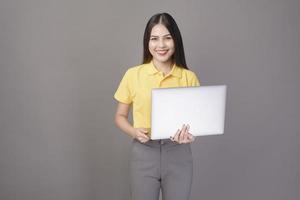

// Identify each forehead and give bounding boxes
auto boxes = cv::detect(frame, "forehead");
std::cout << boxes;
[150,24,170,36]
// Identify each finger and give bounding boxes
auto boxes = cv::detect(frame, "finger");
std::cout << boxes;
[138,128,148,135]
[137,130,149,139]
[172,131,179,142]
[170,129,179,141]
[170,129,180,142]
[140,134,149,140]
[183,124,190,141]
[140,128,148,133]
[140,138,147,143]
[179,124,187,143]
[139,129,149,137]
[139,136,149,143]
[173,129,181,142]
[137,136,143,143]
[170,136,174,141]
[186,124,190,131]
[179,124,185,142]
[182,132,188,143]
[186,125,191,140]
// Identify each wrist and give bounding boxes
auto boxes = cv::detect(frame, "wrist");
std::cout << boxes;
[129,127,137,139]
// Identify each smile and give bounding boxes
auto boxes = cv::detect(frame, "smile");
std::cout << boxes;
[156,50,169,55]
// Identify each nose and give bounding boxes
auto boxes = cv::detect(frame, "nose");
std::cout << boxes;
[158,38,166,48]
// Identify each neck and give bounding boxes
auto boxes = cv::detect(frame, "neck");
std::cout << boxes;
[152,59,174,75]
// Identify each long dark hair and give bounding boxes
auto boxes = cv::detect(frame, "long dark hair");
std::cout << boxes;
[142,13,188,69]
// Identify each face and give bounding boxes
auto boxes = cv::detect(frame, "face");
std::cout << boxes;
[149,24,175,64]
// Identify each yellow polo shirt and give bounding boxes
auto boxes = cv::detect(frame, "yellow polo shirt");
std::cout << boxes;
[114,61,200,129]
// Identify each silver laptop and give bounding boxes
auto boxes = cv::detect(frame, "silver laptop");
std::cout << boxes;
[150,85,227,140]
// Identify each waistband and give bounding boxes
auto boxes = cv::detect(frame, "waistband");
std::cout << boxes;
[132,138,182,148]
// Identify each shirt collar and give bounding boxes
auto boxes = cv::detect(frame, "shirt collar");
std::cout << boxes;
[146,60,182,78]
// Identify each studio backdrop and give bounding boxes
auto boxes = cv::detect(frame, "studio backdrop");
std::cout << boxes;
[0,0,299,200]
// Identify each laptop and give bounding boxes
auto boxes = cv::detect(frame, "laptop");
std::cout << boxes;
[150,85,227,140]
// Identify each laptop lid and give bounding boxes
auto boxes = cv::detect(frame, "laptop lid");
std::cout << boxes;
[150,85,227,140]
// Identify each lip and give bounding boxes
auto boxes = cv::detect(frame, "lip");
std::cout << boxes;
[156,50,168,55]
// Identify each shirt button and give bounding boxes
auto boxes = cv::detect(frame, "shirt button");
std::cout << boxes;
[160,140,164,145]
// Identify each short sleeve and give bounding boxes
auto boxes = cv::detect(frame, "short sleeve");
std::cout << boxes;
[189,71,200,87]
[114,69,133,104]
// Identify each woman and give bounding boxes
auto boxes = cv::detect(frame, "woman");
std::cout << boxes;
[114,13,200,200]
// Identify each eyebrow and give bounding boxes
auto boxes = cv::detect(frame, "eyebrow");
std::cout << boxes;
[150,34,171,37]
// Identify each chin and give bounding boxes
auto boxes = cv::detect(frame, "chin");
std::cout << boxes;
[154,57,172,63]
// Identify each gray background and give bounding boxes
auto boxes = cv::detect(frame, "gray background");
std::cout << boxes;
[1,0,299,200]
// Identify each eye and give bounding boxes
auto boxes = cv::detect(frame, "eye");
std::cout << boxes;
[165,36,172,40]
[150,37,158,41]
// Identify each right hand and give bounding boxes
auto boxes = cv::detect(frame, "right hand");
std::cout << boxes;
[133,128,150,143]
[170,124,195,144]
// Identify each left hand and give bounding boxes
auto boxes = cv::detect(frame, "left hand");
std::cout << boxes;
[170,124,195,144]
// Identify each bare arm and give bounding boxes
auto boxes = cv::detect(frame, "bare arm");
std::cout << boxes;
[114,102,149,142]
[114,102,135,138]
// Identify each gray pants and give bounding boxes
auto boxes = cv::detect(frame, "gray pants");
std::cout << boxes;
[130,139,193,200]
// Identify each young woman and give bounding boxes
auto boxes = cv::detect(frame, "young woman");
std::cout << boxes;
[114,13,200,200]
